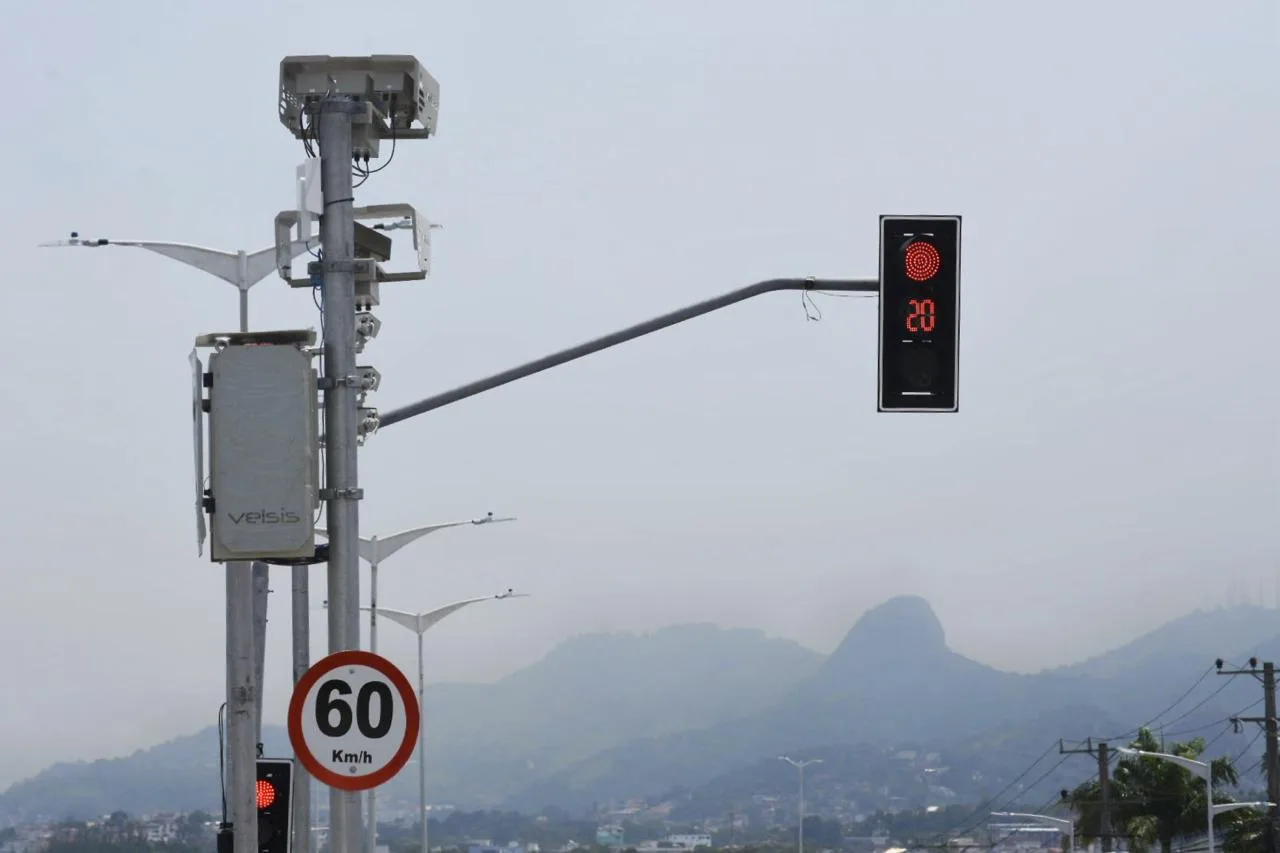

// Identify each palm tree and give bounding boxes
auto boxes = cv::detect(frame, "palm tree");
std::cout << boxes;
[1062,728,1239,853]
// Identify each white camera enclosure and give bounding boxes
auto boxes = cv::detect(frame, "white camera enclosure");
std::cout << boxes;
[275,203,432,294]
[202,334,320,562]
[278,55,440,141]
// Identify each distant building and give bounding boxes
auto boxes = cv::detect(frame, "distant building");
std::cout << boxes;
[596,825,625,848]
[143,817,179,843]
[469,845,523,853]
[635,834,713,852]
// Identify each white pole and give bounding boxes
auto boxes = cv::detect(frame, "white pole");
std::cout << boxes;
[797,763,805,853]
[1207,775,1214,853]
[417,630,428,853]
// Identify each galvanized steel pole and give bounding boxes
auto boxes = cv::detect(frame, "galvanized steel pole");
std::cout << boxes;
[318,95,366,853]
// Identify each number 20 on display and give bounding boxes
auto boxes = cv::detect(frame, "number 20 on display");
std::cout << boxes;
[906,298,936,334]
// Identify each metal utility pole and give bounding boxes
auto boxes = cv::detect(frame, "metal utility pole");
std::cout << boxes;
[1060,739,1114,853]
[37,233,310,853]
[778,756,822,853]
[316,95,367,853]
[1218,658,1278,853]
[316,513,516,853]
[277,53,441,853]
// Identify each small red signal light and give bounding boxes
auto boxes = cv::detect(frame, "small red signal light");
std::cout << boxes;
[256,780,277,809]
[904,240,941,282]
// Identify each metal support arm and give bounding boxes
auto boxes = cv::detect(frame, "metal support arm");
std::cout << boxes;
[378,276,876,428]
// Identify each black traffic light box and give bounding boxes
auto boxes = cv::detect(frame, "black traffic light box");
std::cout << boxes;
[877,215,961,412]
[256,758,295,853]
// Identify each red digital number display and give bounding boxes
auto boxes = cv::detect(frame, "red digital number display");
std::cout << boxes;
[906,298,936,334]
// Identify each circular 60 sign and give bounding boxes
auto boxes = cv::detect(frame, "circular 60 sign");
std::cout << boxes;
[288,650,420,791]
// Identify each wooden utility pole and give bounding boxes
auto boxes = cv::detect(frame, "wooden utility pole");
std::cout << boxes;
[1218,658,1278,853]
[1060,739,1115,853]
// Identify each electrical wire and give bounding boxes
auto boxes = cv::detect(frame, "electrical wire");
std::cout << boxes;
[948,779,1081,852]
[1230,729,1264,764]
[938,666,1251,849]
[1202,722,1234,752]
[1162,698,1264,740]
[929,748,1071,842]
[1150,679,1237,732]
[1103,664,1221,742]
[1239,756,1264,778]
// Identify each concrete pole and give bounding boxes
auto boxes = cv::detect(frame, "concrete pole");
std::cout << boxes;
[228,258,258,853]
[1263,662,1278,853]
[291,563,312,853]
[318,95,366,853]
[227,563,257,853]
[252,562,269,743]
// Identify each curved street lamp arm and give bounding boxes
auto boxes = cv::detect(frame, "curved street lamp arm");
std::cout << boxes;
[317,513,517,565]
[39,235,310,289]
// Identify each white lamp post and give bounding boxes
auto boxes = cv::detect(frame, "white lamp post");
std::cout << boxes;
[316,513,516,853]
[778,756,822,853]
[992,811,1074,852]
[353,591,529,853]
[1118,747,1216,853]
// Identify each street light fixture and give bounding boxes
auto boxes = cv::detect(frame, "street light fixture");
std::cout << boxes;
[327,591,529,853]
[778,756,822,853]
[991,812,1074,852]
[1213,802,1275,816]
[1118,747,1216,853]
[39,230,313,853]
[316,512,516,853]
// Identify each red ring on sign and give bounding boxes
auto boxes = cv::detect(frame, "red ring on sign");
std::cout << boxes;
[287,649,421,791]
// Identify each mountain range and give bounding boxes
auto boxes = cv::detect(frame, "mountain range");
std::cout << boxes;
[3,597,1277,822]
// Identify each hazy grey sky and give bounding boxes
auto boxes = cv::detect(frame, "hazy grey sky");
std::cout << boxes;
[0,0,1276,789]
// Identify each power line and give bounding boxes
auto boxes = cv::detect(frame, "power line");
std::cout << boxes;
[925,742,1065,841]
[1107,665,1218,741]
[1163,698,1264,740]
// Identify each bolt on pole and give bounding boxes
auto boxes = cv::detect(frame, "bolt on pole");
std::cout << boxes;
[317,95,366,853]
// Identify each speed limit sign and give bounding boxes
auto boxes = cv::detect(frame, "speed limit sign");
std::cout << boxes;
[287,650,420,791]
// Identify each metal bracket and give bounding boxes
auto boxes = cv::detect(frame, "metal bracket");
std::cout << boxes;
[320,487,364,501]
[317,374,364,390]
[310,258,379,280]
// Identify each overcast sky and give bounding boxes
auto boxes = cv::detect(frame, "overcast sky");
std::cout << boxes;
[0,0,1276,789]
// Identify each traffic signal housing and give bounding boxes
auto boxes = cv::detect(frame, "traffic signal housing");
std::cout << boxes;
[878,215,961,412]
[256,758,295,853]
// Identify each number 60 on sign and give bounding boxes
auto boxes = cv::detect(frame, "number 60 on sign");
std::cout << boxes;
[288,650,420,791]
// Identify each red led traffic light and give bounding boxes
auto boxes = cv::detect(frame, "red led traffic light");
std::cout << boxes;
[904,240,941,282]
[256,758,294,853]
[878,215,961,412]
